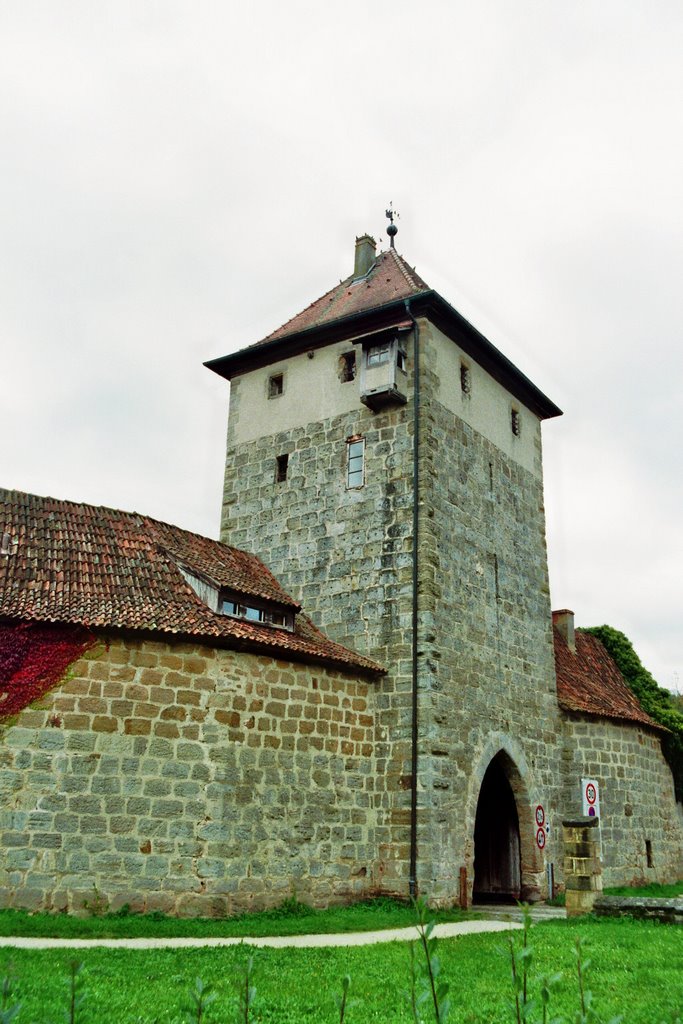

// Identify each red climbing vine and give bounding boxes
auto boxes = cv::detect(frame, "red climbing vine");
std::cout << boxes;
[0,622,96,719]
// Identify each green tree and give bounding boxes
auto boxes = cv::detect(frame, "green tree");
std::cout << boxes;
[585,625,683,801]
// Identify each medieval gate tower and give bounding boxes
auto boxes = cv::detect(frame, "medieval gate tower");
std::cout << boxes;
[207,230,565,904]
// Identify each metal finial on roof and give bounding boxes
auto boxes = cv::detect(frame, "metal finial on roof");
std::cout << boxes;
[386,204,399,249]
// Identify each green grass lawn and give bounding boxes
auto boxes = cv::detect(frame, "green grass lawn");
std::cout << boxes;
[0,896,470,940]
[1,918,682,1023]
[604,881,683,899]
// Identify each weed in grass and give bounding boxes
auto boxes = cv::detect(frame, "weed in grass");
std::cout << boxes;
[411,898,451,1023]
[82,884,109,917]
[0,970,21,1024]
[236,955,256,1023]
[182,978,216,1024]
[334,975,355,1024]
[507,906,628,1024]
[66,960,86,1024]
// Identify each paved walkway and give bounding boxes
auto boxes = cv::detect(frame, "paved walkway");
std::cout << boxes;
[0,906,565,950]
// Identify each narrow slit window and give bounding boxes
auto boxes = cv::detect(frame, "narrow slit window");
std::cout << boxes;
[268,373,284,398]
[339,351,356,382]
[646,839,653,868]
[347,437,365,488]
[460,363,471,395]
[275,454,289,482]
[511,408,521,437]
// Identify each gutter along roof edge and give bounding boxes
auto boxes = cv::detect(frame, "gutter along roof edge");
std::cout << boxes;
[0,613,386,680]
[206,291,561,420]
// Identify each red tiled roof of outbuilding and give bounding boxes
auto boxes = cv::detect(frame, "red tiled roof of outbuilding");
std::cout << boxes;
[0,489,383,677]
[554,621,662,731]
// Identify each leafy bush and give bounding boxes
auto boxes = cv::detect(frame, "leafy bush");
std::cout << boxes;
[585,625,683,802]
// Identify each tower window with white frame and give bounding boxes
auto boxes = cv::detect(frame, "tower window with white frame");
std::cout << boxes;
[346,437,365,488]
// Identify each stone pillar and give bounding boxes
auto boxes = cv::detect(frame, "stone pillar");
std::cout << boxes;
[563,816,602,917]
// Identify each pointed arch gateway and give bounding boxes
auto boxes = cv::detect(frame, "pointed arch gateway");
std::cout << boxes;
[472,749,540,903]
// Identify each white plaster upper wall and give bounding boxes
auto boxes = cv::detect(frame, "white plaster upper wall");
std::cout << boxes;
[427,322,542,478]
[228,340,363,445]
[227,323,543,478]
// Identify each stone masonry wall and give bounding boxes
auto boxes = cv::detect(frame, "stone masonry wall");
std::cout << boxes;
[222,360,418,894]
[0,632,379,916]
[561,714,683,886]
[414,324,564,902]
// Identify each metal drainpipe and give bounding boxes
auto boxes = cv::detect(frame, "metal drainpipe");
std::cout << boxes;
[404,298,420,900]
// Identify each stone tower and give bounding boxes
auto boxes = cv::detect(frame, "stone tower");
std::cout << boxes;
[207,233,564,903]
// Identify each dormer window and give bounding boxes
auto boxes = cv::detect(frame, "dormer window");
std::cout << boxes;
[359,331,409,411]
[366,342,391,367]
[220,592,295,631]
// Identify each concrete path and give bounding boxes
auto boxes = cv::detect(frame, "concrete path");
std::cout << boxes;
[0,905,566,951]
[0,918,527,950]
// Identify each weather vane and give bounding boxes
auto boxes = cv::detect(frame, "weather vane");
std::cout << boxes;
[386,204,399,249]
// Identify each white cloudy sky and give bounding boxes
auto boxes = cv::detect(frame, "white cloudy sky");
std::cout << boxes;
[1,2,681,691]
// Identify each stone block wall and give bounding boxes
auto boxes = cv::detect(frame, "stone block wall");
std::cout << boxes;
[561,714,683,886]
[222,367,418,893]
[0,632,379,916]
[220,324,565,904]
[414,328,563,901]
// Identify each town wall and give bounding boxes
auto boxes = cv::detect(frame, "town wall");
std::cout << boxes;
[0,633,379,916]
[561,713,683,886]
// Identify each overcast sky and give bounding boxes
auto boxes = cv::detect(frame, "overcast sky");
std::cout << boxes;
[1,2,681,692]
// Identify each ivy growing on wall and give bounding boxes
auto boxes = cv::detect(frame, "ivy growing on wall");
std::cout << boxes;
[0,622,96,719]
[585,625,683,803]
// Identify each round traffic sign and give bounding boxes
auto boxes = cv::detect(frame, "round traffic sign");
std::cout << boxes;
[585,783,597,805]
[535,804,545,827]
[536,827,546,850]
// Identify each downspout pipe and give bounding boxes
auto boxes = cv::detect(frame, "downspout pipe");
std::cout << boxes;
[404,298,420,900]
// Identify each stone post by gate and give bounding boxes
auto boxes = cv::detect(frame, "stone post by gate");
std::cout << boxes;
[562,816,602,917]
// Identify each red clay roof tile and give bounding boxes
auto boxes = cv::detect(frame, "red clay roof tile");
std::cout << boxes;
[553,621,661,731]
[0,490,383,677]
[252,248,431,347]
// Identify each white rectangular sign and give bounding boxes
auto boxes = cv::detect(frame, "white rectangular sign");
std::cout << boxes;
[581,777,601,819]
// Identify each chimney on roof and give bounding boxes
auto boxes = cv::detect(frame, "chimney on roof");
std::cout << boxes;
[553,609,576,652]
[354,234,376,278]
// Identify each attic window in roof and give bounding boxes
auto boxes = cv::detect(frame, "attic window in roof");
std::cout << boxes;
[220,594,294,631]
[268,372,284,398]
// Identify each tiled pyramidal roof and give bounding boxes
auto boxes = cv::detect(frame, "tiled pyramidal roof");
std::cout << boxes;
[252,247,431,346]
[553,622,661,731]
[0,489,382,676]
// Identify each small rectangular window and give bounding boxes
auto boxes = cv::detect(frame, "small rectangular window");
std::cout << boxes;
[511,408,521,436]
[397,348,406,372]
[268,373,284,398]
[347,437,365,488]
[275,454,288,482]
[339,351,356,382]
[366,342,391,367]
[646,839,653,868]
[460,363,471,395]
